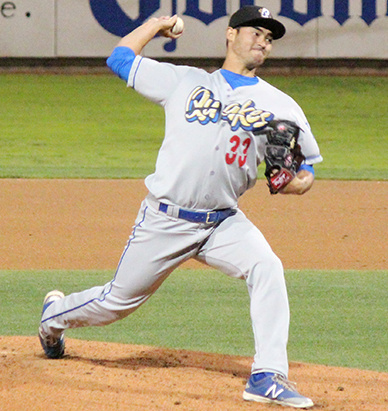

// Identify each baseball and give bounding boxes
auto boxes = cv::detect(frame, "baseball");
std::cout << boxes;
[171,17,184,35]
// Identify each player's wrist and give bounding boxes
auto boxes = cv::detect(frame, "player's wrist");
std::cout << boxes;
[279,170,314,195]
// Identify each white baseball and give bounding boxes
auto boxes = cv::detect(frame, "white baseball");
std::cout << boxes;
[171,17,184,35]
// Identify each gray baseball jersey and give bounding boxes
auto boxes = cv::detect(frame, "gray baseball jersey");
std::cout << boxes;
[128,56,321,209]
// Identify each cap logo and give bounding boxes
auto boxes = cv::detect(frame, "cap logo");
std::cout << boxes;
[260,8,271,18]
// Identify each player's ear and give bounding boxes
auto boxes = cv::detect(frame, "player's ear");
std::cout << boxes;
[226,27,237,46]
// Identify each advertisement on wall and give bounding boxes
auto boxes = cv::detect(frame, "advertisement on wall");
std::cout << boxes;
[1,0,387,58]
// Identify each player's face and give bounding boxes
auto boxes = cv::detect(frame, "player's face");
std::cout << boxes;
[227,26,273,70]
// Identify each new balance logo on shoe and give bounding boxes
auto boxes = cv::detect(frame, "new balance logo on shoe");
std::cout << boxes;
[265,383,285,399]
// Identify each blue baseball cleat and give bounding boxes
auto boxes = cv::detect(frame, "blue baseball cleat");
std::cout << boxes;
[38,290,65,359]
[243,372,314,408]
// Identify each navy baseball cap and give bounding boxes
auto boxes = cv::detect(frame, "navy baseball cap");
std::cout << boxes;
[229,6,286,40]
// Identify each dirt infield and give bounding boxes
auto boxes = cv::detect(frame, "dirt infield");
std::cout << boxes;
[1,179,387,410]
[0,179,386,270]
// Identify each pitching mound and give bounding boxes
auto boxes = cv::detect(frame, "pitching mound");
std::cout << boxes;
[1,336,387,410]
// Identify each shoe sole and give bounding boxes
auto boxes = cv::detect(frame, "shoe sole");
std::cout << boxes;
[243,391,314,409]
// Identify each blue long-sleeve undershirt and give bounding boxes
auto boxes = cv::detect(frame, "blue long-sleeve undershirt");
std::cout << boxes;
[106,46,136,81]
[298,164,314,175]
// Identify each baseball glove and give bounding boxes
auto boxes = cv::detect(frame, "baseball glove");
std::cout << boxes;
[262,120,305,194]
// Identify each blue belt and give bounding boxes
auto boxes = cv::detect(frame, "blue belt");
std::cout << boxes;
[158,202,236,225]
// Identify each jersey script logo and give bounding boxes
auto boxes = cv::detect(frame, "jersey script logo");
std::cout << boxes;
[185,86,274,132]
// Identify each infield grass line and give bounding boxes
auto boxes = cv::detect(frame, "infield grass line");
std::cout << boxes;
[1,269,387,372]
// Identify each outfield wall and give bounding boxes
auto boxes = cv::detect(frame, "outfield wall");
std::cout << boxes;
[1,0,388,59]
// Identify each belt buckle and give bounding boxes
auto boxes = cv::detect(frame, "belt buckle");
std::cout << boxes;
[205,211,216,224]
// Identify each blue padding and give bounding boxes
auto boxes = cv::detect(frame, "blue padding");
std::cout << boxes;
[298,164,315,176]
[220,69,259,89]
[106,47,136,81]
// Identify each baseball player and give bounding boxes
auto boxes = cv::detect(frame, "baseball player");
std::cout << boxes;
[39,6,322,408]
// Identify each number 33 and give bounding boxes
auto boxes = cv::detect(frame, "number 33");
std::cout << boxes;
[225,135,251,167]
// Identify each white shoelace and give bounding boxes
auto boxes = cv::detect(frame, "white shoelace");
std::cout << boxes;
[273,374,298,392]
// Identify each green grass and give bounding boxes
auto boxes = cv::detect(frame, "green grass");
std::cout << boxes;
[286,270,388,372]
[1,74,387,179]
[0,75,164,178]
[1,269,387,372]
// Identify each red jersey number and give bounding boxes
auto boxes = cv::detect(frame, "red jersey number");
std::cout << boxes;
[225,135,251,167]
